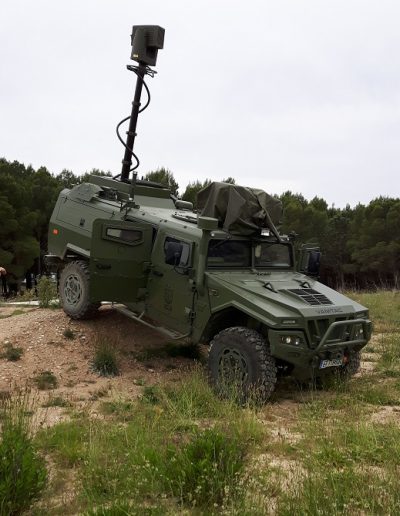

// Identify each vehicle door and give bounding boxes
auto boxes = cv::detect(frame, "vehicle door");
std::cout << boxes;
[89,218,152,302]
[146,234,194,333]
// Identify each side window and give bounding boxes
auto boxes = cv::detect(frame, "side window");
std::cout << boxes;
[104,227,143,245]
[164,237,191,266]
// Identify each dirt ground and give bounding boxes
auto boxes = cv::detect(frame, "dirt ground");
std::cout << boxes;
[0,304,391,428]
[0,305,202,425]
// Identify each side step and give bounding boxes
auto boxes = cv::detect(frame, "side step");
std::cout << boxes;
[112,304,188,340]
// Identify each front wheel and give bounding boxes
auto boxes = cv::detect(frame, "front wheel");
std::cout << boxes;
[340,350,361,378]
[315,351,361,389]
[208,327,277,403]
[59,260,99,319]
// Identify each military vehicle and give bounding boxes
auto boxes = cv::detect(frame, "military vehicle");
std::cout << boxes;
[46,25,372,400]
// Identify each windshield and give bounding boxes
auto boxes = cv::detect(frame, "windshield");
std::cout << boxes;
[254,242,292,268]
[207,240,292,268]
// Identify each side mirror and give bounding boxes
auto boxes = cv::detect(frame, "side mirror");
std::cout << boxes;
[298,246,321,277]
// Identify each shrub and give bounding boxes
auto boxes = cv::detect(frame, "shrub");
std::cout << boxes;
[0,393,47,514]
[92,339,119,377]
[42,396,70,408]
[37,276,58,308]
[34,371,58,390]
[63,328,75,340]
[0,343,23,361]
[167,428,246,506]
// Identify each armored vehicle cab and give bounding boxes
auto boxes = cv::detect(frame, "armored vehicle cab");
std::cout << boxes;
[46,25,372,401]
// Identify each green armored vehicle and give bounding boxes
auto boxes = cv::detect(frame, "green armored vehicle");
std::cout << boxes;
[46,25,372,400]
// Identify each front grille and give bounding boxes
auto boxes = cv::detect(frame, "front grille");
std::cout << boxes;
[307,316,352,348]
[288,288,333,306]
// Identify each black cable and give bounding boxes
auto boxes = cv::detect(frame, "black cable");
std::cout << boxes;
[113,65,154,179]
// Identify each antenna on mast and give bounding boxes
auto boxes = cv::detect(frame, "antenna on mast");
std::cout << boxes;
[115,25,165,184]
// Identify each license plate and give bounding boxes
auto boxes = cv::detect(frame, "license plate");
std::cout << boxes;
[319,358,343,369]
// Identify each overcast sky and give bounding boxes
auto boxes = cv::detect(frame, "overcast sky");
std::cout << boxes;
[1,0,399,206]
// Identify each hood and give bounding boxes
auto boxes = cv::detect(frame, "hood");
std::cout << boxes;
[205,270,367,321]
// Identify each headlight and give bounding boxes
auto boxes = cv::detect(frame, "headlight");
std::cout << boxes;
[354,324,364,339]
[280,335,301,346]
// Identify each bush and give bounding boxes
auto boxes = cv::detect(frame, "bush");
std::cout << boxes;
[34,371,58,390]
[42,396,70,408]
[0,343,23,361]
[63,328,75,340]
[92,340,119,377]
[167,428,246,506]
[37,276,58,308]
[0,393,47,514]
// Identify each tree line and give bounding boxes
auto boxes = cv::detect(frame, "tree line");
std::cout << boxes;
[0,158,399,291]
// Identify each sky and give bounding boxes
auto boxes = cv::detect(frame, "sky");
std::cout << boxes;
[1,0,399,207]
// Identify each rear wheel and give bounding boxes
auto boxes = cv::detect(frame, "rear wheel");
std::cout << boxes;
[208,327,277,403]
[59,261,99,319]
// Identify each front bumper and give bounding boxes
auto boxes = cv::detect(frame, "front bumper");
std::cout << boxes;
[268,318,372,369]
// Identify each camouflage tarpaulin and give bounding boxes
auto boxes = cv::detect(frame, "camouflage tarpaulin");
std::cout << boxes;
[197,182,282,235]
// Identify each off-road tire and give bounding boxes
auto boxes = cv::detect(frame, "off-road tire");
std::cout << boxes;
[340,351,361,378]
[59,261,99,320]
[315,351,361,389]
[208,326,277,403]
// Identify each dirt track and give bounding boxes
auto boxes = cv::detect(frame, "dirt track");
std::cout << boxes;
[0,305,199,423]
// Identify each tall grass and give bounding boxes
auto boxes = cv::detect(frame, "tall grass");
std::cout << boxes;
[37,369,263,513]
[30,291,400,514]
[0,391,47,515]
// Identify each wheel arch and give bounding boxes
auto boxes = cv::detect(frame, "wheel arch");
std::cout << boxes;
[200,306,270,344]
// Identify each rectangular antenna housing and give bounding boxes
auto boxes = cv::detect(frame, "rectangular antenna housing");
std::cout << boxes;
[131,25,165,66]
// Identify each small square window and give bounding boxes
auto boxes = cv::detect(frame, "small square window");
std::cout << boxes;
[106,227,142,243]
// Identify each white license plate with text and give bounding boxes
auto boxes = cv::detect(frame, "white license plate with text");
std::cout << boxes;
[319,358,343,369]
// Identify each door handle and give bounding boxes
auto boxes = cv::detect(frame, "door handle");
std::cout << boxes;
[96,263,111,270]
[152,270,163,277]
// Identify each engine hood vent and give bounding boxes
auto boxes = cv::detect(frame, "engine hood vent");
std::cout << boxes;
[287,288,333,306]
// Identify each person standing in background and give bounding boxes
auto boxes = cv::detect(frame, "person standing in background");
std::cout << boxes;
[0,267,7,298]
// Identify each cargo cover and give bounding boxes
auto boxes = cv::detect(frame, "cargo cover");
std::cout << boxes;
[197,182,282,235]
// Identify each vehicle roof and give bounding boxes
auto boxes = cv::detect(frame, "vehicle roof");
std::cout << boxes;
[127,202,203,240]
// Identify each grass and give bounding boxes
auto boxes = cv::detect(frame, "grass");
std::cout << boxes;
[36,368,263,513]
[62,328,75,340]
[25,290,400,513]
[0,391,47,515]
[0,342,23,361]
[37,276,58,308]
[347,289,400,333]
[92,338,119,376]
[42,396,71,408]
[33,371,58,390]
[0,308,26,319]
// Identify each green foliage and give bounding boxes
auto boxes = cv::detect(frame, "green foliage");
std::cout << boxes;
[279,466,400,515]
[347,290,400,332]
[42,396,70,408]
[167,428,246,506]
[37,275,57,307]
[33,370,58,390]
[1,157,400,289]
[36,369,262,513]
[144,167,179,196]
[0,308,25,320]
[92,339,119,376]
[0,343,23,361]
[0,392,47,515]
[181,179,212,208]
[63,328,75,340]
[79,169,112,184]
